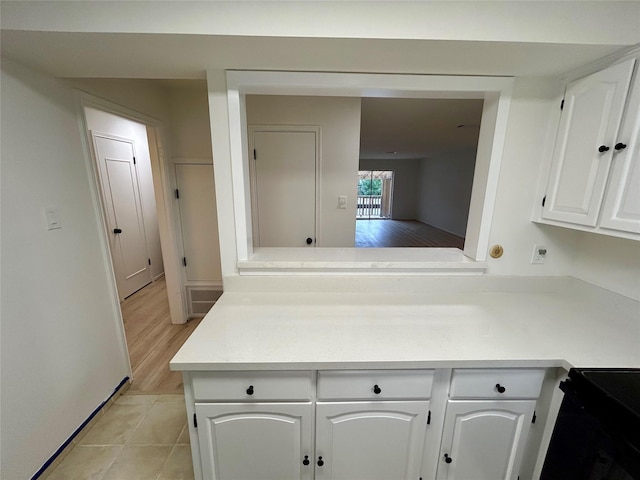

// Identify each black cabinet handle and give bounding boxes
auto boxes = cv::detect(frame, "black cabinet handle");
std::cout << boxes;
[598,145,610,153]
[246,385,254,395]
[113,228,122,234]
[306,237,313,245]
[373,384,382,394]
[615,143,627,151]
[444,454,453,464]
[317,456,324,467]
[302,455,310,466]
[496,383,506,393]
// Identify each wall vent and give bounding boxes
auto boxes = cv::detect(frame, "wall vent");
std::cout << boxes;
[186,287,222,317]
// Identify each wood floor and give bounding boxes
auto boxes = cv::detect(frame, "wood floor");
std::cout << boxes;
[121,278,202,394]
[355,219,465,249]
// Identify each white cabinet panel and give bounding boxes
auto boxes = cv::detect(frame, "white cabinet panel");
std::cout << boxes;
[315,401,430,480]
[543,59,635,226]
[195,402,314,480]
[437,400,536,480]
[600,68,640,234]
[317,369,434,400]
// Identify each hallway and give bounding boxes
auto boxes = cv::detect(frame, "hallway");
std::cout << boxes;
[121,279,202,394]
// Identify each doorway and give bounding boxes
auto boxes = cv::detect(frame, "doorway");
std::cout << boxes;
[357,170,394,219]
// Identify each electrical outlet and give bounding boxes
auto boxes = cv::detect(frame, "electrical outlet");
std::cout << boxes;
[531,244,547,264]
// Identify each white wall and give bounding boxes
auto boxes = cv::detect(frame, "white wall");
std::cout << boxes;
[0,58,130,480]
[417,152,476,237]
[245,95,362,247]
[84,107,164,280]
[359,158,420,220]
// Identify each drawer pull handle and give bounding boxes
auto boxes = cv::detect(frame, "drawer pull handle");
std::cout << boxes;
[495,383,506,393]
[317,456,325,467]
[444,454,453,464]
[302,455,310,466]
[246,385,254,395]
[373,384,382,394]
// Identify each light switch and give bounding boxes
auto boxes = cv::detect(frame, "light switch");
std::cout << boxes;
[338,195,347,209]
[45,207,62,230]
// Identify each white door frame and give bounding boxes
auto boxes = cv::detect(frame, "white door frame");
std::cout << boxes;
[78,92,188,324]
[248,125,322,247]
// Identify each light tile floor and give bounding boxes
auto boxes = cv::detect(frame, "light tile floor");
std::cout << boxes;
[44,393,194,480]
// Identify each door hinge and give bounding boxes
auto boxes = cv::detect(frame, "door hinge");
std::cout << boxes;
[532,411,537,424]
[193,413,198,428]
[542,195,546,207]
[175,189,180,199]
[427,410,431,425]
[560,99,564,110]
[148,258,151,266]
[183,257,187,267]
[253,149,257,160]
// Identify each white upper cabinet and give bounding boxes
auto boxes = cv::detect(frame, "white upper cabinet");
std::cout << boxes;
[542,58,635,229]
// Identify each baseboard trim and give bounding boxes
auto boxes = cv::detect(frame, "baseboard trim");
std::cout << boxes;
[32,376,130,480]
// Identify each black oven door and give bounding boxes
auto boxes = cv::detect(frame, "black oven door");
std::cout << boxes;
[541,386,640,480]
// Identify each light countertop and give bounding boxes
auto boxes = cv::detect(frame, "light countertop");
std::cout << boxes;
[170,279,640,372]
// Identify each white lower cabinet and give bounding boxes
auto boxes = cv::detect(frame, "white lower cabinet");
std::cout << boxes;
[195,402,314,480]
[315,401,430,480]
[187,368,545,480]
[435,400,536,480]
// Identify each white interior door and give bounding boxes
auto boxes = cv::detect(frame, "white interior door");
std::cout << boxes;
[93,133,151,300]
[175,164,221,282]
[251,128,317,247]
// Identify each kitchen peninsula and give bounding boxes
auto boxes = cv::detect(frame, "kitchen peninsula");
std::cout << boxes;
[171,277,640,480]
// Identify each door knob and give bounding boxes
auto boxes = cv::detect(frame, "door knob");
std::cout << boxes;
[496,383,506,393]
[317,456,324,466]
[306,237,313,245]
[615,143,627,151]
[373,384,382,394]
[598,145,610,153]
[444,454,453,464]
[246,385,254,395]
[113,228,122,234]
[302,455,310,466]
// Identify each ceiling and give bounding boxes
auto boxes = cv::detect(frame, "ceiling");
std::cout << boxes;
[0,30,631,80]
[359,98,483,161]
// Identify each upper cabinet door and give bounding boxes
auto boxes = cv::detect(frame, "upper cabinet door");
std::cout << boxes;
[599,68,640,234]
[542,59,635,226]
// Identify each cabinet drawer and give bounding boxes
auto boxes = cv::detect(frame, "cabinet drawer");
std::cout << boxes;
[450,368,545,399]
[191,371,313,401]
[317,370,434,400]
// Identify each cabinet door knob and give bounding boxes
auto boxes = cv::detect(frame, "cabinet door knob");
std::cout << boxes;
[615,142,627,151]
[317,456,324,466]
[444,454,453,464]
[598,145,610,153]
[306,237,313,245]
[302,455,310,466]
[496,383,506,393]
[113,228,123,234]
[246,385,254,395]
[373,384,382,394]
